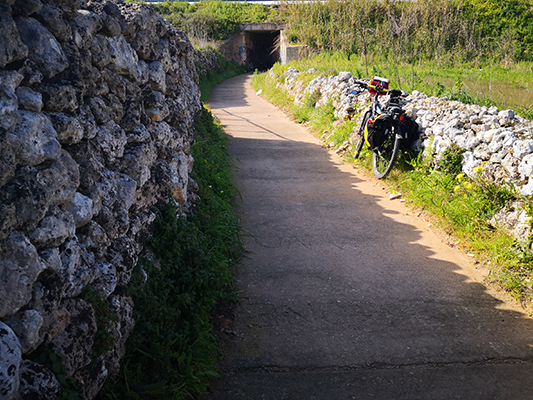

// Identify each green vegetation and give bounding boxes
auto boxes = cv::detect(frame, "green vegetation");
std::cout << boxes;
[102,62,245,399]
[252,65,533,308]
[282,0,533,64]
[150,0,281,45]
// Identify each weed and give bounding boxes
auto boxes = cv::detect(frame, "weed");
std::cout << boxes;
[438,143,465,176]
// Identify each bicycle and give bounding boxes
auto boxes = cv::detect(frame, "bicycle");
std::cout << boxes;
[353,77,408,179]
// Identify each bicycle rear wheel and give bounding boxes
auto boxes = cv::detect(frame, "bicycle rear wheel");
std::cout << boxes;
[372,132,400,179]
[354,110,371,158]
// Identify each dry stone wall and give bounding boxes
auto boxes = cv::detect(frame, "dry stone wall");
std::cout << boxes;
[269,67,533,243]
[0,0,201,398]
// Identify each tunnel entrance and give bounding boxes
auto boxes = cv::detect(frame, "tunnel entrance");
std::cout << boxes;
[245,29,280,71]
[220,23,284,71]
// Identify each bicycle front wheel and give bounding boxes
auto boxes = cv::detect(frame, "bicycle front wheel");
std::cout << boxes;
[372,133,400,179]
[354,110,371,158]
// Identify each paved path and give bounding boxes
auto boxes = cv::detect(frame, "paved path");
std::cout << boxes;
[208,73,533,399]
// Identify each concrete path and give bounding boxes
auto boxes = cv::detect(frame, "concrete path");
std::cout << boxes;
[208,73,533,399]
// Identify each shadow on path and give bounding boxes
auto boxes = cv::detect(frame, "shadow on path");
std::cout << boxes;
[208,74,533,400]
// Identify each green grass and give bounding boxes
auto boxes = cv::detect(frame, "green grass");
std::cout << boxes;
[280,51,533,116]
[252,64,533,309]
[102,64,246,399]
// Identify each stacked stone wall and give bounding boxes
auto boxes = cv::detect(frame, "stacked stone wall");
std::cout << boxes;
[0,0,201,398]
[270,68,533,243]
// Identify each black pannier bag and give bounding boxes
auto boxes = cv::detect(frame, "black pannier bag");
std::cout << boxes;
[365,113,392,150]
[399,114,420,150]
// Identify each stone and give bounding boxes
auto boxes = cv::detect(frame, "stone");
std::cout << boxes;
[17,361,61,400]
[38,83,78,113]
[0,231,46,318]
[69,9,102,49]
[0,321,21,400]
[0,5,28,68]
[16,86,43,112]
[107,34,144,83]
[38,150,80,208]
[77,221,110,259]
[520,177,533,196]
[105,294,134,376]
[41,0,80,20]
[58,238,95,297]
[15,16,69,79]
[121,141,156,186]
[34,4,72,42]
[45,298,97,376]
[47,112,84,145]
[39,247,62,272]
[512,139,533,160]
[462,151,483,178]
[95,120,126,163]
[6,110,61,166]
[92,262,116,297]
[0,135,16,187]
[27,206,75,249]
[149,61,166,93]
[502,152,518,178]
[66,192,94,228]
[0,71,23,131]
[518,153,533,178]
[5,310,44,354]
[12,0,42,16]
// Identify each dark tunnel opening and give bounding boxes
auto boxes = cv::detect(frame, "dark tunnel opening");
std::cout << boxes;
[246,30,280,71]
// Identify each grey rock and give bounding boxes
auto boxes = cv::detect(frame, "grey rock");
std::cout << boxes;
[0,231,46,318]
[5,309,44,354]
[0,321,21,400]
[35,4,72,42]
[105,236,139,286]
[0,135,16,187]
[66,192,94,227]
[59,238,95,297]
[0,5,28,68]
[0,71,23,131]
[39,247,62,272]
[92,262,116,297]
[90,34,113,68]
[70,9,102,49]
[512,139,533,160]
[101,14,121,37]
[7,110,61,166]
[12,0,42,16]
[17,59,43,86]
[45,298,96,376]
[16,86,43,112]
[38,83,78,113]
[107,34,143,83]
[41,0,80,20]
[105,294,134,376]
[38,150,80,208]
[149,61,166,93]
[47,112,84,145]
[518,153,533,178]
[77,221,110,259]
[27,207,76,249]
[95,120,126,163]
[17,361,60,400]
[15,16,69,79]
[121,141,156,186]
[144,90,169,122]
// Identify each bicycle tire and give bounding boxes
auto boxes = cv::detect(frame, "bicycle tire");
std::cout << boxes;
[354,110,371,159]
[372,131,401,179]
